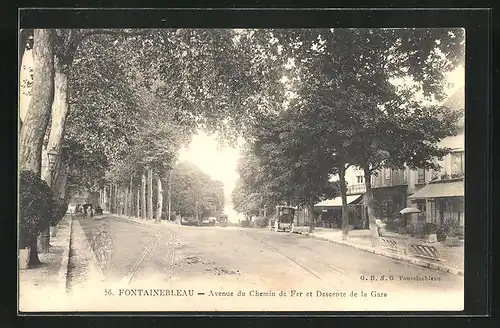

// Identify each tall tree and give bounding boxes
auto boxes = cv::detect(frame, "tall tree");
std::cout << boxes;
[19,29,55,175]
[252,109,339,233]
[169,162,225,219]
[19,30,57,259]
[269,28,465,244]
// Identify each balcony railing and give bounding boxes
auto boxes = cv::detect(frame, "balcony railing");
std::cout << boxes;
[346,184,366,195]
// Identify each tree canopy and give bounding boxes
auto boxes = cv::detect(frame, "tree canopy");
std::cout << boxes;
[170,161,225,219]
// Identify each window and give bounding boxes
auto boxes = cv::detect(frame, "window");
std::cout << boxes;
[451,151,464,175]
[384,168,391,180]
[417,168,425,184]
[356,175,364,184]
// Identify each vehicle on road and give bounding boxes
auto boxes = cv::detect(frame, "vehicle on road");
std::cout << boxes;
[181,217,200,226]
[269,205,296,233]
[94,205,103,215]
[218,214,228,227]
[200,217,216,227]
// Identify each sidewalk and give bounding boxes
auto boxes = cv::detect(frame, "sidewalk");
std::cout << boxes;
[292,226,464,276]
[18,215,73,311]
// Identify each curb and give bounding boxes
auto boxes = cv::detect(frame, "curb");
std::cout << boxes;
[110,215,157,227]
[74,218,105,280]
[56,215,73,294]
[295,231,464,276]
[109,214,179,228]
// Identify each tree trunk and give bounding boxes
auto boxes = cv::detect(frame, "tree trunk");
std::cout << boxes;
[112,184,117,214]
[109,185,114,213]
[19,29,55,176]
[364,167,379,247]
[118,187,122,215]
[41,61,68,183]
[156,176,163,223]
[128,177,133,217]
[141,173,147,219]
[119,186,123,214]
[37,227,50,254]
[120,187,125,215]
[147,168,153,220]
[58,165,68,200]
[104,186,108,212]
[136,188,140,218]
[308,196,316,234]
[100,187,104,208]
[168,170,172,221]
[123,189,129,216]
[110,185,114,213]
[28,235,40,265]
[38,207,51,254]
[339,165,350,240]
[38,149,55,254]
[53,160,68,199]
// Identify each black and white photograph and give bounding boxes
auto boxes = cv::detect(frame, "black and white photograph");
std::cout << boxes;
[18,23,466,312]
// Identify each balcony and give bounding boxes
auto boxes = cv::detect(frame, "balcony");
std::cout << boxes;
[430,171,464,183]
[346,184,366,195]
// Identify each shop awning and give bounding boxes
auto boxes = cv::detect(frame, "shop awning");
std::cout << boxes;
[315,194,363,208]
[408,179,464,200]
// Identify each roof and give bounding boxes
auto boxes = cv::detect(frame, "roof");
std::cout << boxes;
[408,179,464,199]
[439,134,464,150]
[315,194,363,207]
[442,86,465,129]
[442,86,464,111]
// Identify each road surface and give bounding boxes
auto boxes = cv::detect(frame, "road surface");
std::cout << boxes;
[64,215,463,311]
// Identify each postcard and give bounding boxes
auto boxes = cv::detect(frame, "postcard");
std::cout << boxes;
[18,23,465,313]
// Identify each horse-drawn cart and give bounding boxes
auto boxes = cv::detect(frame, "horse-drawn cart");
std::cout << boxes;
[269,205,296,233]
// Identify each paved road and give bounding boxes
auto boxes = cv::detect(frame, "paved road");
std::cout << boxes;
[66,215,464,311]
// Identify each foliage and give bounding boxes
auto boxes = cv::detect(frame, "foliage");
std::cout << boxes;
[423,222,437,235]
[180,217,199,226]
[232,179,266,218]
[63,138,108,193]
[252,109,340,208]
[250,216,269,228]
[22,29,465,230]
[436,225,447,242]
[49,198,68,226]
[170,162,225,219]
[239,219,250,228]
[62,29,284,192]
[268,28,464,176]
[19,170,53,248]
[443,218,459,237]
[232,144,275,216]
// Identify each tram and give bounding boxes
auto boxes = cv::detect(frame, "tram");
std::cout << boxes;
[269,205,297,233]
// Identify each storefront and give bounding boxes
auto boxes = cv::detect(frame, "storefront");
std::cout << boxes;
[314,194,364,229]
[408,178,464,227]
